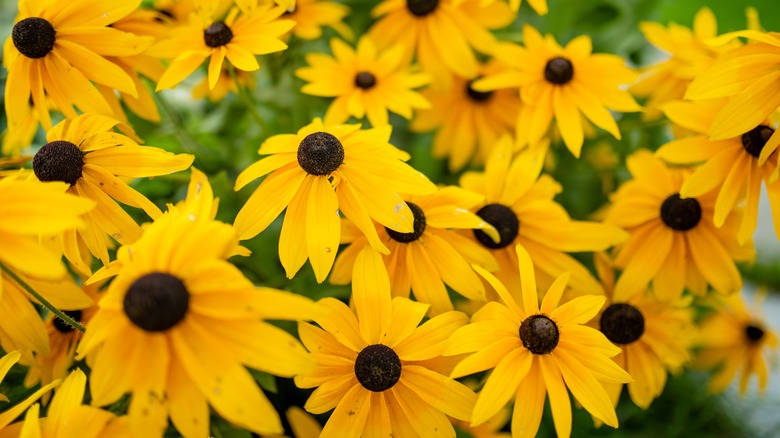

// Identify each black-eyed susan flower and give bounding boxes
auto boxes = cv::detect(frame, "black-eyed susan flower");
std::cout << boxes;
[330,186,499,315]
[474,25,641,157]
[444,245,631,438]
[0,351,60,430]
[233,118,437,283]
[33,114,193,274]
[295,247,476,437]
[695,292,778,396]
[154,2,294,91]
[656,99,780,243]
[77,211,319,437]
[368,0,513,87]
[605,151,754,301]
[296,37,430,127]
[284,0,352,41]
[411,60,520,171]
[459,136,627,296]
[3,0,152,132]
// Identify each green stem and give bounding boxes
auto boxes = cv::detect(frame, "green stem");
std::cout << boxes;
[0,261,86,333]
[228,65,269,133]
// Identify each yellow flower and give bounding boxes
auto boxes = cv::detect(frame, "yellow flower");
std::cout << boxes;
[295,247,476,437]
[411,60,520,171]
[233,118,436,283]
[656,99,780,243]
[474,25,640,157]
[3,0,152,132]
[192,62,256,102]
[605,151,754,301]
[154,2,294,91]
[0,351,60,430]
[695,292,778,396]
[296,37,430,127]
[444,245,631,438]
[284,0,352,41]
[459,136,627,297]
[33,114,193,274]
[331,186,499,315]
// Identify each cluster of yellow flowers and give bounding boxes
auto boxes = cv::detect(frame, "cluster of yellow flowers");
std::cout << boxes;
[0,0,777,437]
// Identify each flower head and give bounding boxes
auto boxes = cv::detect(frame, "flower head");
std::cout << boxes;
[284,0,352,41]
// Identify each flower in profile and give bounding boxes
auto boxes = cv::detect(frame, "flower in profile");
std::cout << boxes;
[296,37,430,127]
[695,292,778,396]
[3,0,152,132]
[474,25,640,157]
[284,0,353,41]
[368,0,513,86]
[444,245,631,438]
[233,118,437,283]
[656,99,780,243]
[459,136,627,296]
[154,2,294,90]
[77,203,319,436]
[33,114,193,274]
[411,60,520,171]
[330,186,499,315]
[0,351,60,430]
[605,151,754,301]
[295,247,476,437]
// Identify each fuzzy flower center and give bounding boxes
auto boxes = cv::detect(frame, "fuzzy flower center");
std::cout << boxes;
[745,324,765,343]
[660,193,701,231]
[12,17,56,59]
[297,132,345,176]
[355,71,377,90]
[741,125,775,158]
[519,315,559,355]
[53,310,82,334]
[473,203,519,249]
[600,303,645,345]
[466,80,493,103]
[32,140,84,186]
[354,344,402,392]
[544,57,574,85]
[386,202,426,243]
[124,273,190,332]
[204,22,233,48]
[406,0,439,16]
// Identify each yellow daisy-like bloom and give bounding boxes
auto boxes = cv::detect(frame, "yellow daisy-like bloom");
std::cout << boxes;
[33,114,193,274]
[605,151,754,301]
[0,351,60,431]
[3,0,151,132]
[330,186,499,315]
[444,245,631,438]
[283,0,352,41]
[295,247,476,437]
[368,0,513,86]
[459,136,627,296]
[233,118,437,283]
[591,253,694,410]
[296,37,431,127]
[192,62,256,102]
[656,99,780,243]
[474,25,641,157]
[631,7,739,120]
[154,2,294,91]
[695,292,778,396]
[77,211,319,437]
[411,60,520,171]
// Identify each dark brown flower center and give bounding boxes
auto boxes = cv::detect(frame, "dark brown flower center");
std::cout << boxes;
[741,125,775,158]
[297,132,345,176]
[203,22,233,48]
[406,0,439,16]
[124,273,190,332]
[466,80,493,103]
[600,303,645,345]
[544,57,574,85]
[385,202,426,243]
[32,140,84,186]
[354,344,401,392]
[53,310,83,334]
[12,17,56,59]
[473,203,519,249]
[660,193,702,231]
[355,71,377,90]
[519,315,559,355]
[745,324,765,343]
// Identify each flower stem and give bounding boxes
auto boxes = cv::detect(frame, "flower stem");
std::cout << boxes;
[228,65,269,133]
[0,261,86,333]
